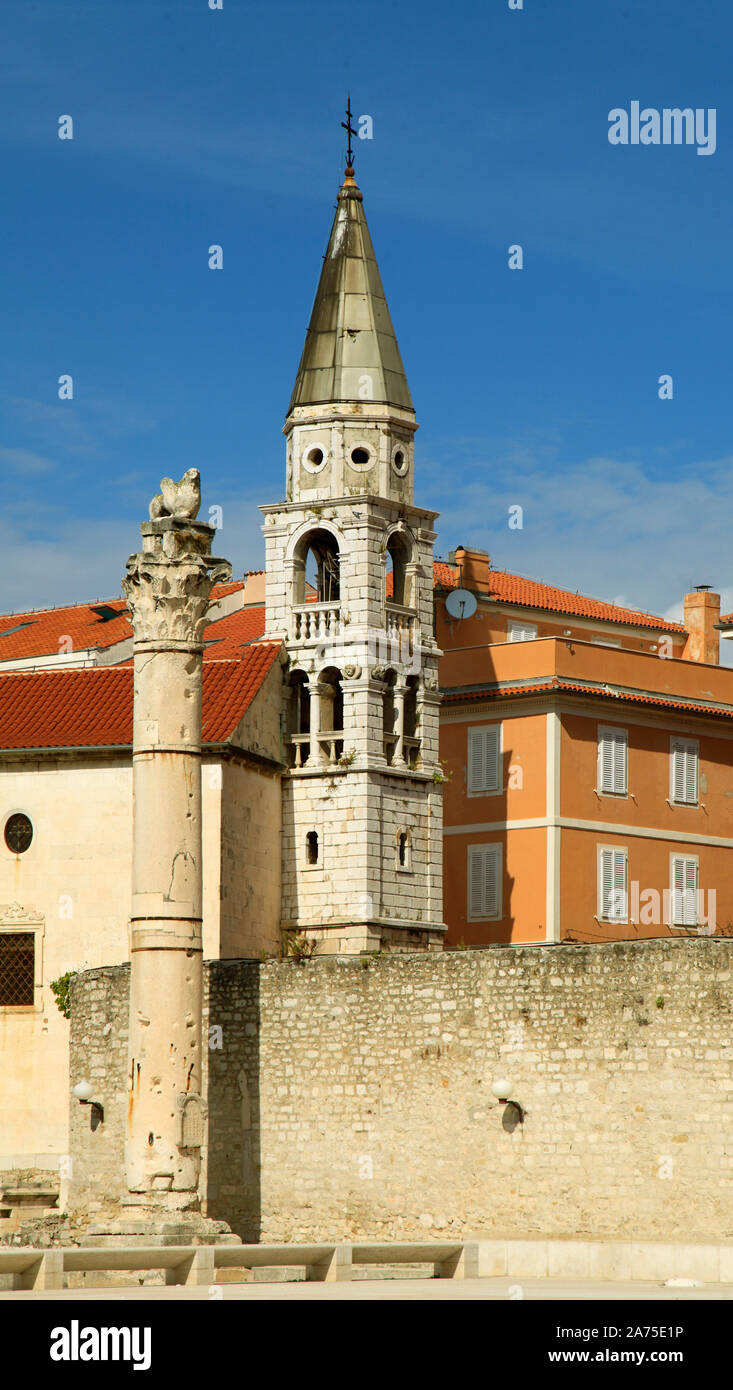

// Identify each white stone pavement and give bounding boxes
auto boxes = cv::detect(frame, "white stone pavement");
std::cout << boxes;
[2,1278,731,1301]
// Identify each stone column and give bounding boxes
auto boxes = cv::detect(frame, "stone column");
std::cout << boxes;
[393,682,408,768]
[307,679,323,765]
[121,476,230,1209]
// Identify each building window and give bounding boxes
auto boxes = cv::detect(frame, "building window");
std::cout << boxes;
[597,846,628,923]
[349,443,373,470]
[306,831,319,866]
[468,725,500,795]
[385,530,412,607]
[391,445,409,477]
[591,634,622,647]
[4,813,33,855]
[293,528,340,605]
[468,844,502,920]
[508,621,537,642]
[301,443,328,473]
[670,854,698,926]
[597,725,628,796]
[0,933,35,1006]
[670,737,698,805]
[396,830,412,871]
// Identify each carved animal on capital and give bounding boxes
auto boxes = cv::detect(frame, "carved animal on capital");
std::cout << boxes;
[149,468,201,521]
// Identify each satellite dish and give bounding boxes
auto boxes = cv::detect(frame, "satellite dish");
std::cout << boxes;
[445,588,477,621]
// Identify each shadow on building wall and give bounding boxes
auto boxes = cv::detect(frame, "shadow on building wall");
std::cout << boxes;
[204,960,262,1241]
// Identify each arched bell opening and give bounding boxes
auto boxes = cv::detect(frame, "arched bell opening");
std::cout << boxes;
[286,669,311,768]
[382,669,398,765]
[293,528,340,605]
[317,666,344,765]
[404,674,421,769]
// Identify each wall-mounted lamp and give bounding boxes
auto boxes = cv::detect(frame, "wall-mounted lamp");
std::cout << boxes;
[491,1077,525,1126]
[72,1079,104,1128]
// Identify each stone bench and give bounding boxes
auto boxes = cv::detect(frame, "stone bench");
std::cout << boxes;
[1,1238,731,1290]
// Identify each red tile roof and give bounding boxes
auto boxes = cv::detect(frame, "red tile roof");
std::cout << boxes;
[0,598,131,660]
[0,559,683,669]
[442,676,733,719]
[0,583,257,664]
[203,605,266,657]
[0,645,281,751]
[433,562,684,634]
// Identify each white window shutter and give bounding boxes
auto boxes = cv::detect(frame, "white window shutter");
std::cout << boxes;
[468,847,484,917]
[672,856,698,925]
[612,850,627,921]
[598,727,627,795]
[599,735,613,792]
[468,727,500,793]
[613,735,627,795]
[485,846,500,917]
[672,739,698,805]
[468,845,501,919]
[672,742,686,801]
[508,621,537,642]
[599,849,614,918]
[685,747,698,804]
[599,847,627,921]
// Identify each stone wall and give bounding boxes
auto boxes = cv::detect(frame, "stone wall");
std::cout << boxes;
[68,939,733,1244]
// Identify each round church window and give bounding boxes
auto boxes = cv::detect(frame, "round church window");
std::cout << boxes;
[348,443,374,471]
[5,813,33,855]
[302,444,328,474]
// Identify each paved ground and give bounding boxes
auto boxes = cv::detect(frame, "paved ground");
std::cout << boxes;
[2,1278,731,1300]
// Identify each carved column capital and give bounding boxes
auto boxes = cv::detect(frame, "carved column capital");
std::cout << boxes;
[122,519,231,646]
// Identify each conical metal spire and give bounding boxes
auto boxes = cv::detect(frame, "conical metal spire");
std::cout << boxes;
[288,168,414,415]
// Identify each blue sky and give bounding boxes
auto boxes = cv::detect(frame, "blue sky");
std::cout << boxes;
[1,0,732,651]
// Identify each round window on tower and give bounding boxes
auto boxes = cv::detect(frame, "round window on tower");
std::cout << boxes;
[348,443,373,471]
[5,813,33,855]
[391,445,410,477]
[301,443,328,474]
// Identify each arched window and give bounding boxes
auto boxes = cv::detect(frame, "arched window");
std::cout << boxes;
[306,831,319,865]
[287,670,310,767]
[404,675,420,769]
[404,675,419,739]
[319,667,343,734]
[293,528,340,605]
[288,671,311,734]
[382,669,398,763]
[396,829,412,870]
[385,532,410,607]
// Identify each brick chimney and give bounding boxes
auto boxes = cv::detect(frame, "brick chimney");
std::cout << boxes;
[454,546,490,593]
[683,586,720,665]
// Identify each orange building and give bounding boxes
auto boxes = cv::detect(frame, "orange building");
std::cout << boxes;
[436,548,733,946]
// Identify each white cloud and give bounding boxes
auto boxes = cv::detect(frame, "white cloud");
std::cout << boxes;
[0,490,266,615]
[425,441,733,627]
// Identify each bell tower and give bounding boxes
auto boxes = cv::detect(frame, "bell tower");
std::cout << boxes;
[262,118,446,954]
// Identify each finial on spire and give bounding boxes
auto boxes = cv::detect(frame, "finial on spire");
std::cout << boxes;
[341,94,357,174]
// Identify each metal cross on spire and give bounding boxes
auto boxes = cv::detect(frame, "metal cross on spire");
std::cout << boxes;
[341,94,357,170]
